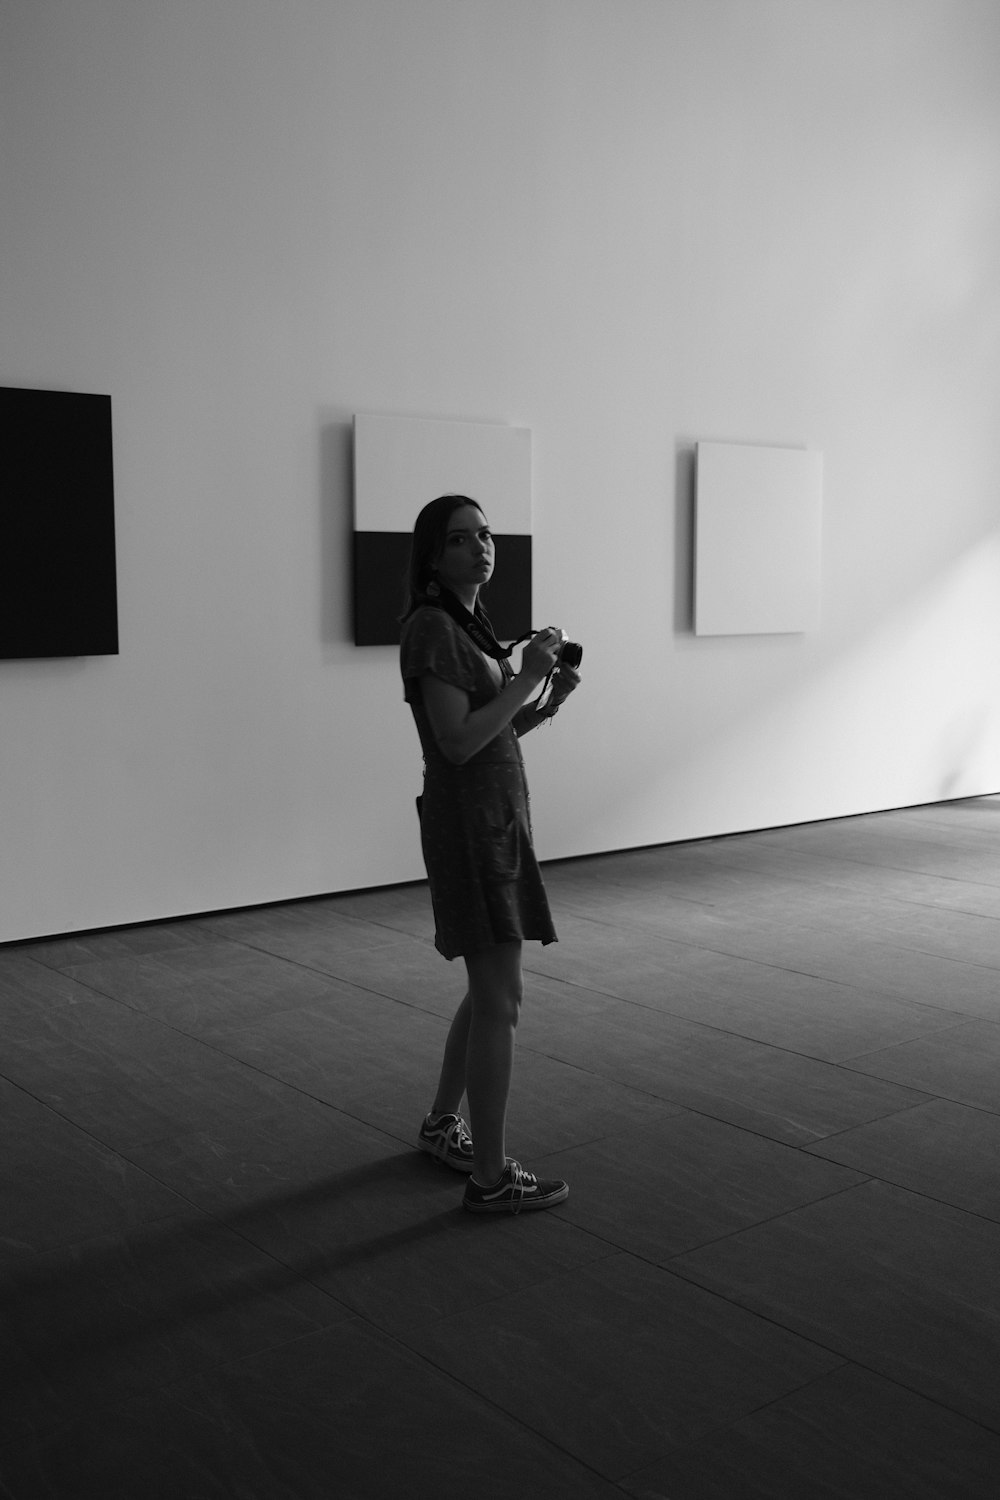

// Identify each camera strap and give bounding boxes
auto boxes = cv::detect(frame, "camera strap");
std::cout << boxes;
[429,587,531,672]
[428,586,557,707]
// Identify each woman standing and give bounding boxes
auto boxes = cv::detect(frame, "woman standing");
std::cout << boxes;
[400,494,580,1214]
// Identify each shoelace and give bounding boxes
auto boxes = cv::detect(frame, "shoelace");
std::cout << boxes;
[447,1116,473,1155]
[507,1158,536,1215]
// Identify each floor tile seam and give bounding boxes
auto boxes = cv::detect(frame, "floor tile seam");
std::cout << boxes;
[695,843,933,883]
[192,1220,364,1330]
[529,1059,873,1154]
[552,895,735,928]
[519,988,972,1083]
[667,1185,1000,1316]
[755,851,1000,891]
[197,975,454,1037]
[585,999,974,1069]
[24,927,444,1001]
[290,976,456,1020]
[533,927,913,999]
[524,1037,941,1149]
[521,963,625,1002]
[826,821,1000,851]
[796,1096,947,1150]
[2,996,429,1109]
[371,1315,627,1485]
[5,963,178,1018]
[803,1092,1000,1144]
[661,1255,880,1370]
[198,905,414,943]
[10,1032,414,1173]
[524,952,993,1034]
[864,888,1000,923]
[520,1078,920,1158]
[176,930,439,983]
[523,960,875,1036]
[305,914,435,946]
[148,1034,422,1146]
[614,1359,1000,1482]
[183,1026,393,1118]
[25,1136,400,1327]
[0,1079,201,1175]
[13,962,338,1046]
[162,939,470,1026]
[639,1099,875,1153]
[575,915,1000,988]
[774,920,1000,975]
[143,1319,371,1410]
[592,1248,860,1378]
[796,1151,1000,1231]
[708,868,1000,923]
[511,1037,698,1101]
[14,901,430,964]
[650,1176,878,1267]
[140,990,449,1074]
[716,829,1000,872]
[770,896,1000,942]
[512,1041,845,1143]
[29,934,997,1057]
[554,869,1000,922]
[0,1088,330,1270]
[564,915,1000,983]
[759,822,1000,865]
[678,1096,961,1154]
[370,1240,628,1341]
[832,1015,1000,1064]
[611,1361,859,1486]
[541,1207,674,1261]
[697,978,997,1050]
[153,1320,360,1402]
[833,1061,1000,1117]
[853,1002,1000,1051]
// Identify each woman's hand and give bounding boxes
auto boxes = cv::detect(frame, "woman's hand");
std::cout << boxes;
[519,627,563,687]
[548,660,581,707]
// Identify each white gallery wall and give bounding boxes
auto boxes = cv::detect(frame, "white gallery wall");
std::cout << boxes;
[2,0,999,942]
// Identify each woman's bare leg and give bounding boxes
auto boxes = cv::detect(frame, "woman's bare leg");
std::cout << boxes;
[430,991,471,1117]
[463,941,523,1184]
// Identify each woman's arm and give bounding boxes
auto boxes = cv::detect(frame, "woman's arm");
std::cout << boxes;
[512,661,582,737]
[421,630,562,765]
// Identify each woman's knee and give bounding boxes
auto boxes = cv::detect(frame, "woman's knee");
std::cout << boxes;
[503,976,524,1028]
[466,943,524,1025]
[474,980,522,1029]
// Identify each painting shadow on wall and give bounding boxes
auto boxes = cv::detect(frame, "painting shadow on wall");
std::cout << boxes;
[319,411,356,645]
[674,443,697,635]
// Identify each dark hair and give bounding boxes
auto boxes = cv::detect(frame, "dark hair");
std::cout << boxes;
[400,493,488,619]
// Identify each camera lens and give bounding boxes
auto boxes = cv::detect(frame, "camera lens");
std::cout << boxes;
[559,640,583,670]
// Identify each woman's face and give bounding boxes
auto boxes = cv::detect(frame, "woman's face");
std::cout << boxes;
[432,505,495,595]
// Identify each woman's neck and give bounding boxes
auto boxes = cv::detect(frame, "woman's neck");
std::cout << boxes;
[447,584,479,613]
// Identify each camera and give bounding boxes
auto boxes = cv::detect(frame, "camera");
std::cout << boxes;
[556,631,583,671]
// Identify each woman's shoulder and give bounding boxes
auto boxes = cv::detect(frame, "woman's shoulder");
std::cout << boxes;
[401,604,464,647]
[400,604,475,683]
[402,602,449,627]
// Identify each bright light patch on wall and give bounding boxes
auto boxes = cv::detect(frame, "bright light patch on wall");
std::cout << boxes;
[695,442,823,636]
[353,414,532,645]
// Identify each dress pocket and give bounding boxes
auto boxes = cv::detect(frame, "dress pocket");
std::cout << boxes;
[478,814,522,883]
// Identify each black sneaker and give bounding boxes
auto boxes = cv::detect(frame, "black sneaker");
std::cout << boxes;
[417,1112,475,1173]
[463,1158,569,1214]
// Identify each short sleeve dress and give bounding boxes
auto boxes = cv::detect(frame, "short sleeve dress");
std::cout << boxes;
[400,605,557,960]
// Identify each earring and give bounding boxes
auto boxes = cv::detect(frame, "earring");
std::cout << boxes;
[426,577,441,598]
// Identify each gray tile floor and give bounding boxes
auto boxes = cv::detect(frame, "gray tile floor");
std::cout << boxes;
[3,795,1000,1496]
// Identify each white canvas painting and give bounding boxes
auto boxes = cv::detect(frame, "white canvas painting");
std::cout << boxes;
[354,413,531,532]
[695,442,823,636]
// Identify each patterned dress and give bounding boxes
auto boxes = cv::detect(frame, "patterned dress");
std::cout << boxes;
[400,605,557,960]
